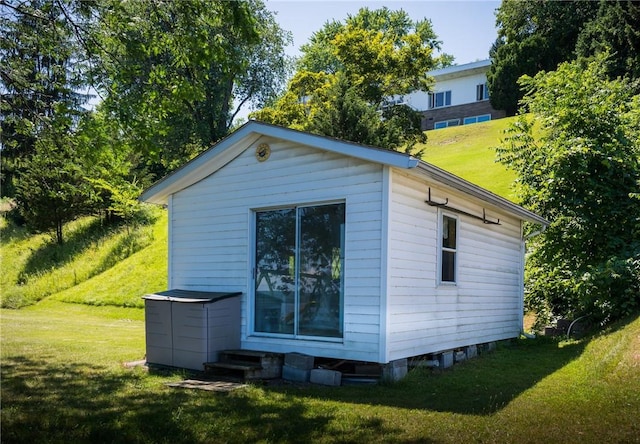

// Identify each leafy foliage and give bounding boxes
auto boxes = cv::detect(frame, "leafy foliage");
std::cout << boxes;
[576,0,640,80]
[487,0,599,116]
[497,56,640,325]
[0,0,93,196]
[253,7,450,152]
[98,0,291,173]
[15,120,98,245]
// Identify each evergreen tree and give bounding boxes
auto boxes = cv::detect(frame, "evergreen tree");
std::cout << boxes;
[0,0,92,196]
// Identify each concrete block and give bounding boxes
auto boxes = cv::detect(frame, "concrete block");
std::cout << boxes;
[282,364,310,382]
[439,350,454,369]
[454,350,466,363]
[310,368,342,386]
[284,352,314,370]
[466,345,478,359]
[383,359,408,381]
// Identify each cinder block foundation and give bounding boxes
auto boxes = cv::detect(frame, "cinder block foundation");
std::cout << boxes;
[466,345,478,359]
[310,368,342,386]
[439,350,454,369]
[284,352,314,370]
[382,359,408,381]
[282,364,311,382]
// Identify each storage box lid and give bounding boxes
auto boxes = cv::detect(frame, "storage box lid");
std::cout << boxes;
[142,289,242,303]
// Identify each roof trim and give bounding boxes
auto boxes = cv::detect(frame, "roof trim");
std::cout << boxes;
[140,120,418,204]
[413,162,549,226]
[139,120,547,226]
[428,59,491,81]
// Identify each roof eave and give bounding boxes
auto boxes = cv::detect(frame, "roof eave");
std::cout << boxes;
[414,162,549,226]
[139,121,419,205]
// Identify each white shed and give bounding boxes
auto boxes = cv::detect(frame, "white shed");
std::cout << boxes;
[141,121,547,368]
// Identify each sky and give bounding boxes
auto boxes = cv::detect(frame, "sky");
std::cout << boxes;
[266,0,501,64]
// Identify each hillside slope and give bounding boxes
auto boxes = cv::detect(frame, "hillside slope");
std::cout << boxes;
[419,116,518,200]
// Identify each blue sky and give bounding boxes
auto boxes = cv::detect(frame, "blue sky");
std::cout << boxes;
[266,0,501,64]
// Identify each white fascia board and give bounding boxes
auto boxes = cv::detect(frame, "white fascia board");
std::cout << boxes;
[414,161,549,226]
[252,122,419,169]
[140,126,262,205]
[429,59,491,81]
[140,121,419,204]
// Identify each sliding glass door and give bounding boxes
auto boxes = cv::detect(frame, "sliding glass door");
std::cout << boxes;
[254,203,345,338]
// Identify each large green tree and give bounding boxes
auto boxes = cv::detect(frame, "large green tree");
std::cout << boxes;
[0,0,93,196]
[253,7,451,152]
[487,0,599,116]
[575,0,640,80]
[98,0,291,174]
[497,56,640,326]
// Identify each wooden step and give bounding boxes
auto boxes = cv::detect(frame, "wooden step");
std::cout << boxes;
[205,350,284,380]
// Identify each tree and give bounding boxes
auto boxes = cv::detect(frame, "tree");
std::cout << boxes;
[15,118,97,244]
[253,7,450,152]
[487,0,599,116]
[576,0,640,80]
[497,55,640,326]
[0,0,93,196]
[98,0,291,174]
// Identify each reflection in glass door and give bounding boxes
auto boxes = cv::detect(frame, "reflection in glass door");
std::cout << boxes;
[254,203,345,338]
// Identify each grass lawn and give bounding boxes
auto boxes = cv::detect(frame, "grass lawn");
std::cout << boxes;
[419,117,519,200]
[2,300,639,443]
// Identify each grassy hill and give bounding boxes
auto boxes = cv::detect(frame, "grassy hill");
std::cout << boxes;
[419,116,519,200]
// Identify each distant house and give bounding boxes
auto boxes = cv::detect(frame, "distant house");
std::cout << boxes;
[395,59,506,130]
[140,121,546,374]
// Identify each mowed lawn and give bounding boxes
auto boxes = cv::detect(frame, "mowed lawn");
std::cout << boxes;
[2,300,639,443]
[420,117,519,200]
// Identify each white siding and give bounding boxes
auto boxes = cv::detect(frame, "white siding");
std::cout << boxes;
[169,136,385,362]
[385,170,523,361]
[404,71,488,110]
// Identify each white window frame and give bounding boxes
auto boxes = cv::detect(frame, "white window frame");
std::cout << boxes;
[439,211,458,285]
[463,114,492,125]
[429,90,452,109]
[251,200,346,341]
[476,82,490,101]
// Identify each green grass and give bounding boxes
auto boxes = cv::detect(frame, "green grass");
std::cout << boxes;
[2,300,638,443]
[419,117,519,200]
[50,214,168,308]
[0,211,166,309]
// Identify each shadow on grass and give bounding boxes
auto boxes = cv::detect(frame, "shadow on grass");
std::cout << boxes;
[272,338,587,416]
[18,218,115,280]
[18,218,150,285]
[0,355,405,443]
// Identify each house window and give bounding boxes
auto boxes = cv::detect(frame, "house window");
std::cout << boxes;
[434,119,460,129]
[463,114,492,125]
[441,214,457,283]
[254,202,345,338]
[476,83,490,101]
[429,90,452,108]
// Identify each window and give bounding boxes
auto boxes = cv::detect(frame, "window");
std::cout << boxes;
[463,114,492,125]
[254,203,345,338]
[476,83,490,101]
[434,119,460,129]
[429,90,452,108]
[441,214,457,283]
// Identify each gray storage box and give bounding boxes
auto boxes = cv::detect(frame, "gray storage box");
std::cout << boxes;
[143,290,241,371]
